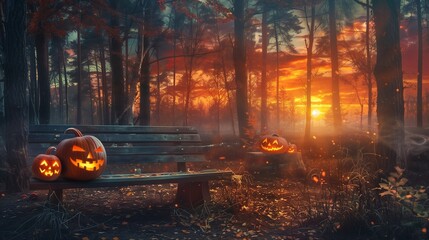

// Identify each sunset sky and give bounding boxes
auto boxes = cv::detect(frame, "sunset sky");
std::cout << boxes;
[260,15,429,129]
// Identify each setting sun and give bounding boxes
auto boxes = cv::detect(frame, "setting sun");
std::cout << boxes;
[311,109,321,118]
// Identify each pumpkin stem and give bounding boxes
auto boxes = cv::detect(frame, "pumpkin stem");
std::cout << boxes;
[46,146,57,155]
[65,128,83,137]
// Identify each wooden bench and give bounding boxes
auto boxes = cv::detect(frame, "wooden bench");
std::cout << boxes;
[28,125,233,207]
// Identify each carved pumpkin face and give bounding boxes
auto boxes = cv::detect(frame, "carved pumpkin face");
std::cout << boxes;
[55,128,107,181]
[258,134,289,154]
[287,144,297,153]
[32,146,61,181]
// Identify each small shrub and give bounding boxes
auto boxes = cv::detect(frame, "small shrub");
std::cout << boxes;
[12,201,72,240]
[298,149,429,239]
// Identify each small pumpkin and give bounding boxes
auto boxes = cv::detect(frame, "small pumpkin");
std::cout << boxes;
[55,128,107,181]
[287,144,297,153]
[32,146,61,181]
[258,134,289,154]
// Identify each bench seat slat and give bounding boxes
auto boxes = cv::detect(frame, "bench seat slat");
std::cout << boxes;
[28,133,201,143]
[30,125,198,134]
[29,171,233,190]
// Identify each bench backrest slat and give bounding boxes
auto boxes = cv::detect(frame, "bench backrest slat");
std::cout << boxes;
[30,125,198,134]
[28,125,208,167]
[29,133,201,144]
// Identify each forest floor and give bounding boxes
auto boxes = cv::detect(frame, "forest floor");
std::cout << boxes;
[1,133,429,240]
[0,174,323,240]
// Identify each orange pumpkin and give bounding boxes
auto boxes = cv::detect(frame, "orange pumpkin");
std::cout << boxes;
[32,146,61,181]
[55,128,107,181]
[287,144,297,153]
[258,134,289,154]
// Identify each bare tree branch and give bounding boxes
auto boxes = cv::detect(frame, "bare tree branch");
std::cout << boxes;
[353,0,373,9]
[148,50,221,65]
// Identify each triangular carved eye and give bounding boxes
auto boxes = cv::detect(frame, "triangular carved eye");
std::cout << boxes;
[95,146,104,153]
[53,162,59,167]
[72,145,85,152]
[272,140,279,145]
[40,160,48,166]
[262,138,268,144]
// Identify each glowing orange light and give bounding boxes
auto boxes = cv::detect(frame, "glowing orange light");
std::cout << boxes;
[422,228,427,233]
[312,175,319,183]
[72,145,86,152]
[321,171,326,177]
[311,109,321,117]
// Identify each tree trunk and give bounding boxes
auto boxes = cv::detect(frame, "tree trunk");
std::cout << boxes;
[172,22,177,125]
[76,27,82,124]
[304,3,315,144]
[365,0,373,130]
[329,0,342,129]
[53,36,64,122]
[416,0,423,127]
[94,53,103,124]
[139,0,155,126]
[215,23,236,136]
[35,27,50,124]
[124,15,131,124]
[233,0,249,140]
[87,60,94,124]
[99,45,109,124]
[260,8,268,133]
[183,55,195,126]
[155,51,161,124]
[139,38,151,126]
[4,0,30,192]
[109,0,126,125]
[274,23,280,130]
[373,0,405,169]
[63,51,69,124]
[28,37,38,124]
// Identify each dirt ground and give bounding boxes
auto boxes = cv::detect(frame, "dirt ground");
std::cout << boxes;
[0,176,322,240]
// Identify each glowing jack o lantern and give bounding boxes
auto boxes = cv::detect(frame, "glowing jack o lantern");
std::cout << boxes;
[258,134,289,154]
[55,128,107,181]
[32,146,62,181]
[287,144,297,153]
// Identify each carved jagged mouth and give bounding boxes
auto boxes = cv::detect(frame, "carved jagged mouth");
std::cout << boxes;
[70,158,104,171]
[261,145,284,152]
[39,168,60,176]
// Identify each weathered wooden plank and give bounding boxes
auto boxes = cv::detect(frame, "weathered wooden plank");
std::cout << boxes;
[27,153,207,164]
[29,170,233,190]
[28,145,209,155]
[28,133,202,144]
[30,125,198,134]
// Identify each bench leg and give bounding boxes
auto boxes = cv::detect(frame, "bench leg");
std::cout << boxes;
[48,189,63,205]
[176,181,210,208]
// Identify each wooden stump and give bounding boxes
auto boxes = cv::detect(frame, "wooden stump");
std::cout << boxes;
[245,152,306,178]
